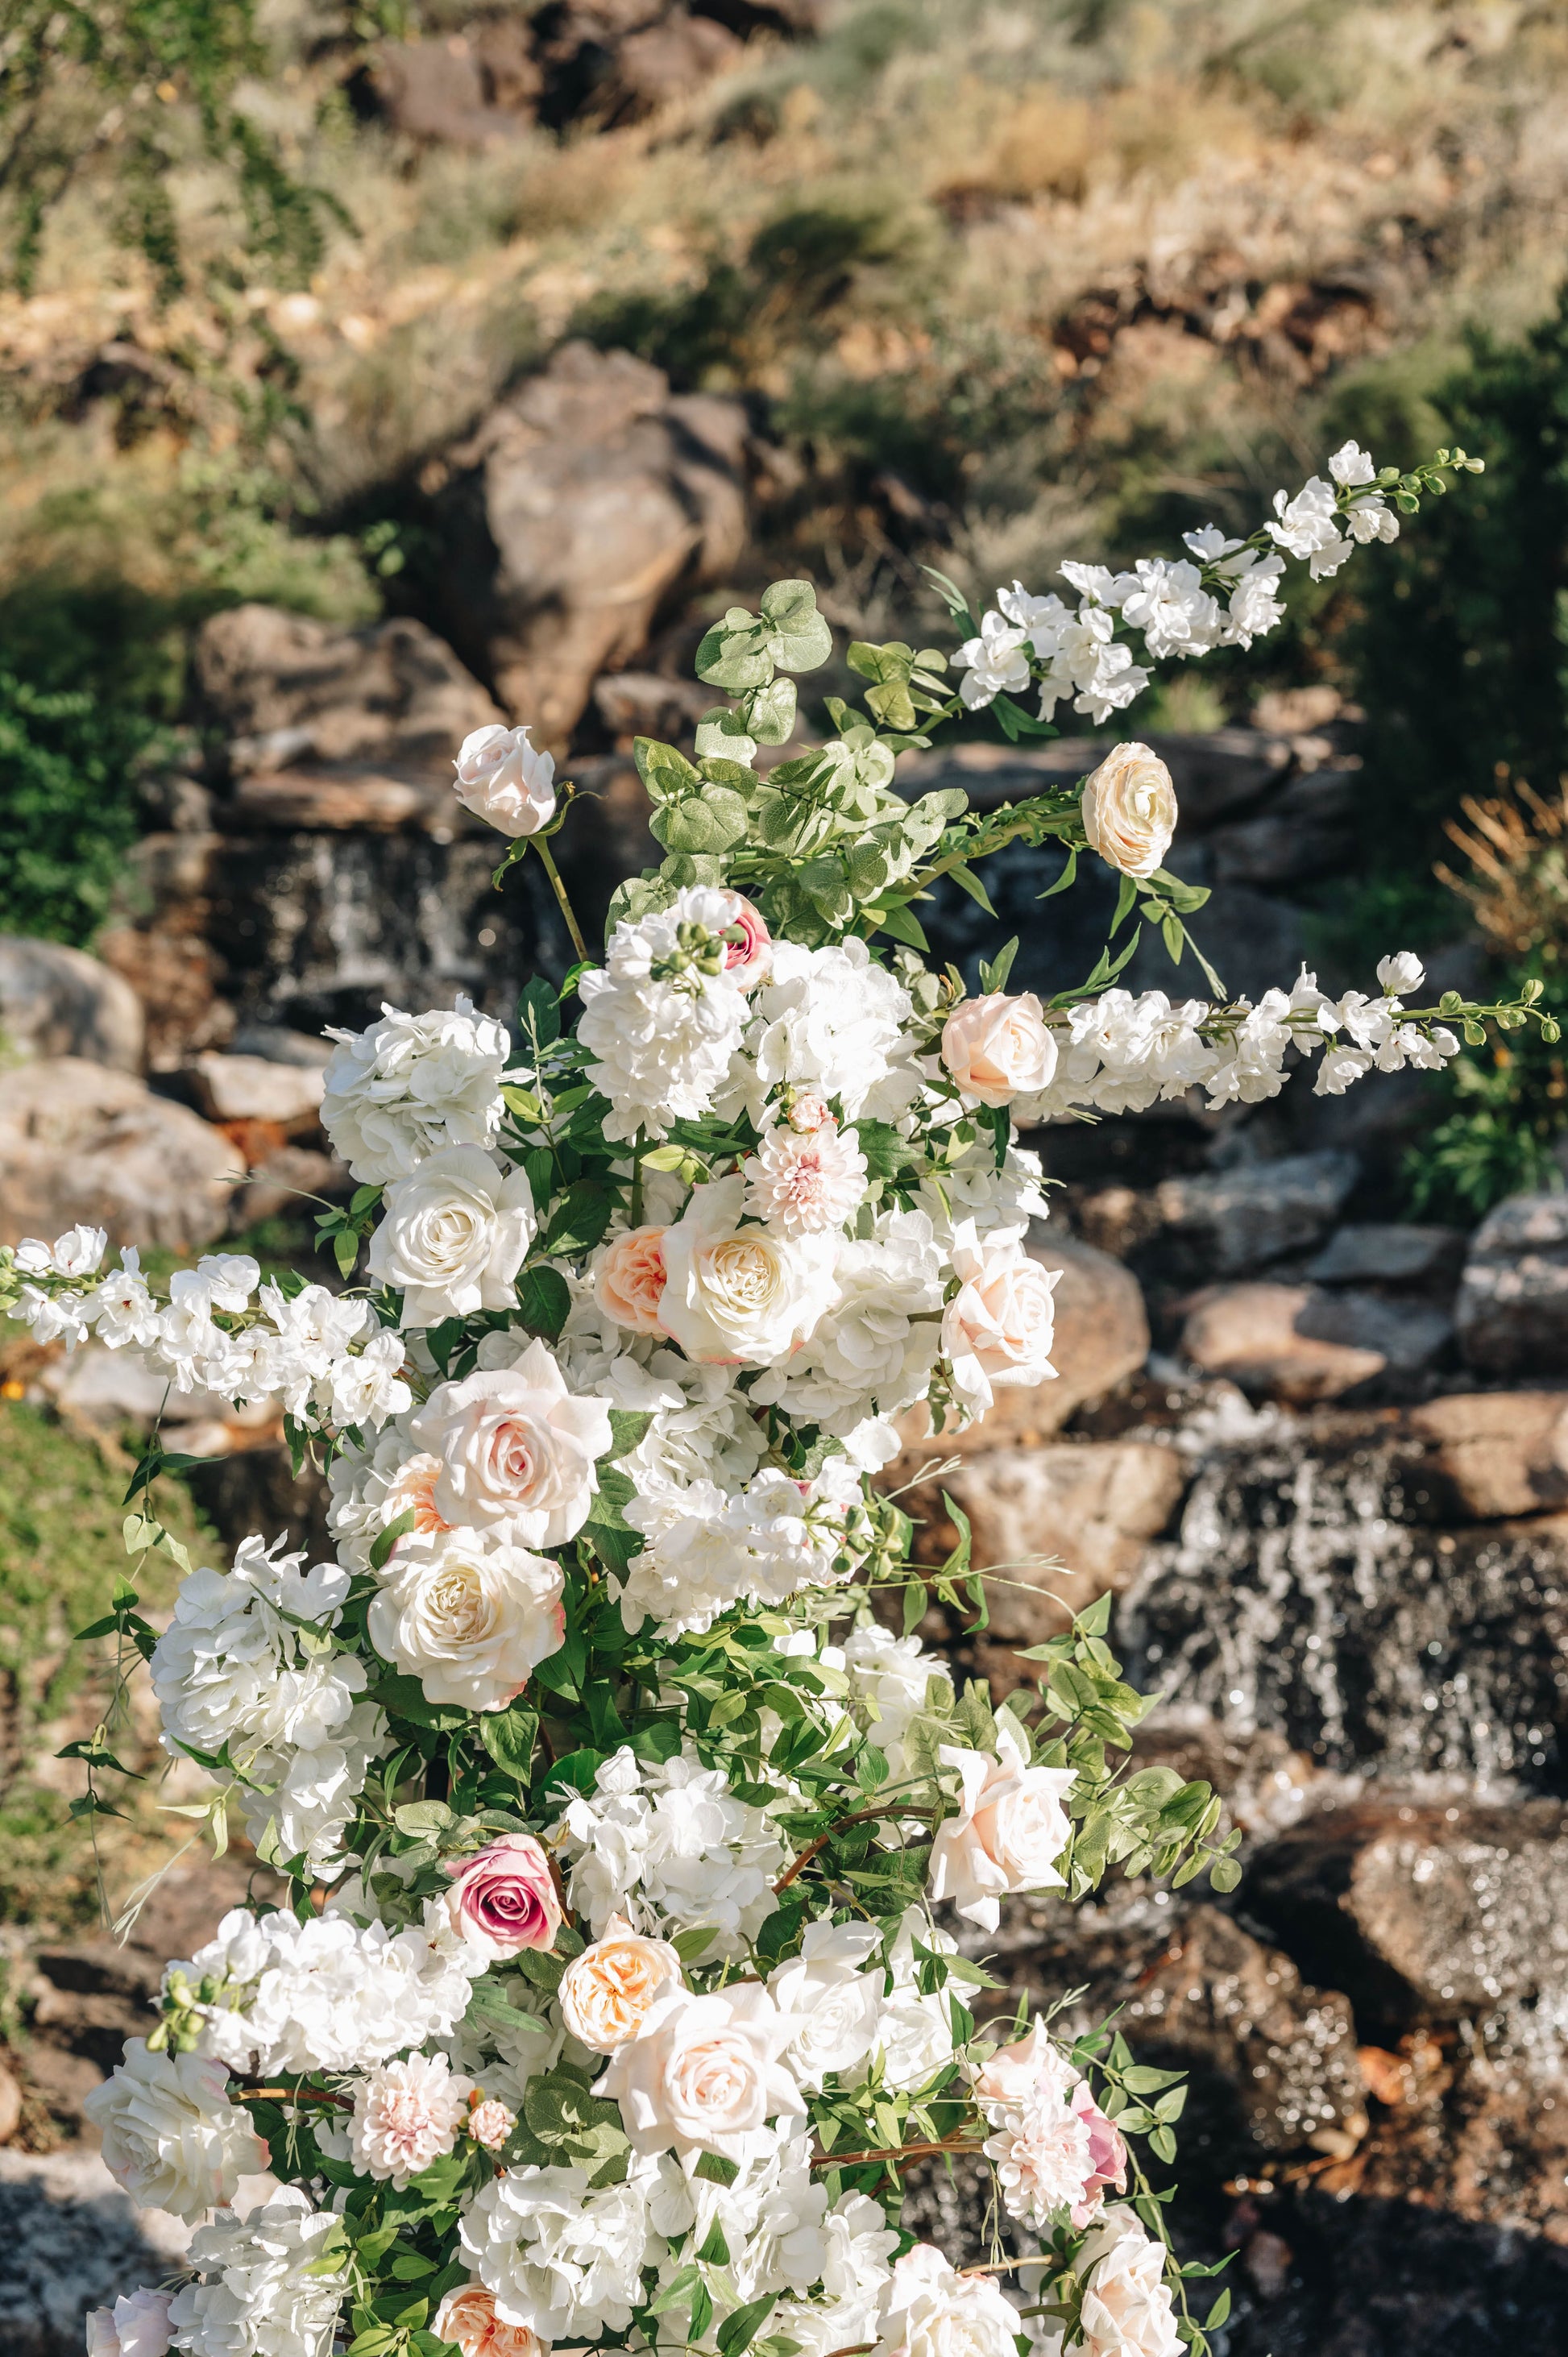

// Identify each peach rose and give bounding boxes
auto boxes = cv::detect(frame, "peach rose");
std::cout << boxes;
[940,993,1058,1106]
[1080,742,1177,878]
[433,2283,546,2357]
[559,1915,683,2054]
[1076,2207,1182,2357]
[593,1225,670,1334]
[942,1233,1060,1418]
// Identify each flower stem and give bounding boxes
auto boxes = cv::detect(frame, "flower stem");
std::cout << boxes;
[534,834,590,965]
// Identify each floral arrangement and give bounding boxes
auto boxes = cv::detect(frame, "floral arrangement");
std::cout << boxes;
[6,441,1545,2357]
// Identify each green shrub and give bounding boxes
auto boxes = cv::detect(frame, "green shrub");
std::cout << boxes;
[0,667,160,945]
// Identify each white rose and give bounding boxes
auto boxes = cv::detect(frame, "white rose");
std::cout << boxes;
[365,1145,535,1328]
[1076,2207,1183,2357]
[367,1529,564,1711]
[601,1984,806,2159]
[559,1915,684,2054]
[409,1339,613,1547]
[85,2289,174,2357]
[1081,742,1177,878]
[658,1174,839,1366]
[877,2243,1022,2357]
[82,2040,267,2222]
[768,1919,886,2090]
[940,994,1058,1106]
[454,722,557,837]
[350,2049,475,2188]
[941,1230,1060,1419]
[927,1720,1074,1932]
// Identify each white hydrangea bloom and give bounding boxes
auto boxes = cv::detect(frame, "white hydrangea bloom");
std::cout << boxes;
[550,1743,785,1957]
[842,1625,953,1776]
[739,937,919,1123]
[578,889,751,1142]
[875,1907,959,2093]
[172,1903,478,2078]
[321,996,509,1184]
[168,2189,348,2357]
[648,2123,832,2309]
[769,2193,899,2357]
[752,1210,944,1435]
[458,2160,659,2338]
[620,1460,861,1638]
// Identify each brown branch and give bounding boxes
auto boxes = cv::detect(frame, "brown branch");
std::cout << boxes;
[811,2135,984,2173]
[773,1803,935,1894]
[243,2085,354,2109]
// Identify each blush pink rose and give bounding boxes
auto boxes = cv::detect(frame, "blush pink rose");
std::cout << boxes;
[940,992,1058,1106]
[593,1224,670,1334]
[444,1832,562,1960]
[1071,2079,1129,2224]
[433,2284,545,2357]
[720,892,772,990]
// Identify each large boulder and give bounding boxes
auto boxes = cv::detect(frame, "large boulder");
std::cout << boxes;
[0,938,143,1073]
[1248,1799,1568,2029]
[1151,1150,1360,1279]
[192,608,504,831]
[1180,1281,1451,1401]
[1455,1192,1568,1375]
[425,342,749,747]
[1400,1388,1568,1519]
[0,1060,240,1251]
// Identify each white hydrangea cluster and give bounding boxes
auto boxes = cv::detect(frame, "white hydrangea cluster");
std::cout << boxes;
[168,2189,349,2357]
[956,442,1400,722]
[168,1903,478,2078]
[550,1743,786,1957]
[321,994,510,1183]
[150,1535,384,1872]
[578,886,755,1141]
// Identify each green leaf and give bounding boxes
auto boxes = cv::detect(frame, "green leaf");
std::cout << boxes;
[948,861,998,918]
[367,1675,471,1733]
[369,1508,417,1573]
[516,974,562,1048]
[1039,844,1080,900]
[694,2149,740,2185]
[672,1923,720,1964]
[760,579,832,673]
[717,2293,779,2357]
[744,676,799,744]
[1204,2290,1231,2330]
[634,737,702,803]
[696,613,774,696]
[902,1578,928,1637]
[696,2218,731,2265]
[516,1263,571,1338]
[543,1179,613,1256]
[869,900,930,951]
[478,1702,538,1782]
[604,1408,654,1461]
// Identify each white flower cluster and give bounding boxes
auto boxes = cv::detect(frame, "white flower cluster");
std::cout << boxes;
[956,441,1396,721]
[168,2189,349,2357]
[149,1536,384,1872]
[550,1743,786,1957]
[321,994,509,1183]
[579,886,758,1142]
[168,1903,478,2078]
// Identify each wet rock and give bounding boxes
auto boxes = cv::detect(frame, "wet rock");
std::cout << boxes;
[1307,1223,1466,1288]
[1122,1421,1568,1782]
[0,1059,240,1251]
[194,607,502,785]
[1401,1390,1568,1519]
[0,2160,188,2357]
[185,1050,325,1130]
[901,1439,1186,1688]
[1456,1193,1568,1375]
[1180,1282,1450,1401]
[228,1024,333,1069]
[1206,764,1359,886]
[0,939,143,1073]
[1003,1891,1367,2168]
[185,1442,333,1561]
[425,343,748,747]
[591,669,715,745]
[894,1235,1149,1459]
[232,1143,349,1230]
[1151,1152,1360,1279]
[1247,1799,1568,2028]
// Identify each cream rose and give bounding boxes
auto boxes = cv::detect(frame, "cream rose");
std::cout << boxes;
[367,1529,564,1711]
[601,1982,805,2159]
[927,1720,1074,1932]
[366,1145,535,1330]
[433,2283,547,2357]
[1081,742,1177,878]
[877,2243,1023,2357]
[82,2040,267,2222]
[940,993,1058,1106]
[559,1914,683,2053]
[454,723,557,838]
[1076,2207,1183,2357]
[658,1173,838,1366]
[592,1225,670,1334]
[410,1339,613,1547]
[942,1230,1060,1420]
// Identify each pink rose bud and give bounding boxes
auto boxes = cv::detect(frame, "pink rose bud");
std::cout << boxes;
[444,1832,562,1960]
[1070,2079,1129,2223]
[721,893,772,990]
[786,1090,831,1133]
[467,2097,516,2152]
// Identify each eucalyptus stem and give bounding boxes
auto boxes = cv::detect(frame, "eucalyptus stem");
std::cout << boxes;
[534,834,589,964]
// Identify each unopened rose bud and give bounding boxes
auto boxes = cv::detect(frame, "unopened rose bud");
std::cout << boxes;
[454,724,557,839]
